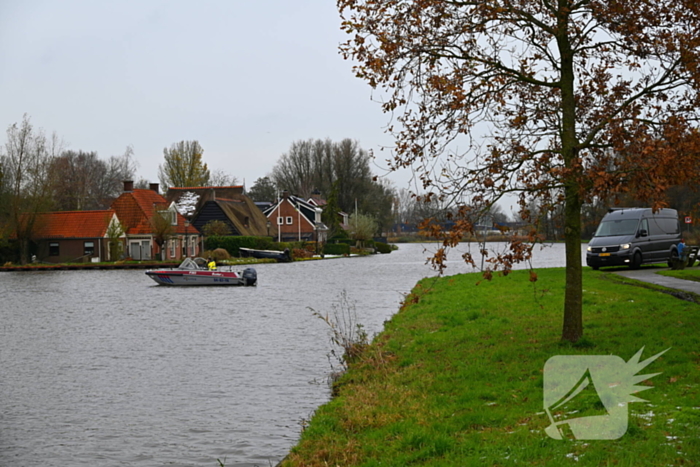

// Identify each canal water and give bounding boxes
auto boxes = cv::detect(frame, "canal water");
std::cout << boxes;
[0,242,578,467]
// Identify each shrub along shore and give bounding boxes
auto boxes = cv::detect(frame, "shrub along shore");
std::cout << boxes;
[281,268,699,466]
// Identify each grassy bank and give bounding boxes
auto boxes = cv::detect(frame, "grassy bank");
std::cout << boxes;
[658,268,700,282]
[282,269,699,466]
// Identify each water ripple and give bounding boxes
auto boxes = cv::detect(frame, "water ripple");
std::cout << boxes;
[0,243,574,466]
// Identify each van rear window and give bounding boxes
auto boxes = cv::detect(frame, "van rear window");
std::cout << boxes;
[594,219,639,237]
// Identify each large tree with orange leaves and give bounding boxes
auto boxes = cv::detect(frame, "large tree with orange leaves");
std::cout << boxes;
[338,0,700,342]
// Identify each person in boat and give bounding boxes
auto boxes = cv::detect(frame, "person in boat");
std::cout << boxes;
[207,257,217,271]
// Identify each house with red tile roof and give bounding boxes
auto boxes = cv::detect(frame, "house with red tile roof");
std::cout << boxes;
[30,210,121,263]
[110,181,202,260]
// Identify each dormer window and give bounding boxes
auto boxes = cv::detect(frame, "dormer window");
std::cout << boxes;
[158,209,177,225]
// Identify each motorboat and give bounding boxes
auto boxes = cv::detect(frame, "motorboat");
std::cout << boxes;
[145,257,257,286]
[239,247,292,262]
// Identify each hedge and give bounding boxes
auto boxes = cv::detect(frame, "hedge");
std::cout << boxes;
[375,242,393,254]
[323,243,350,256]
[333,238,355,246]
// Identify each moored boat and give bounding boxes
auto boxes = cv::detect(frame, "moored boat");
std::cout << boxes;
[145,257,257,286]
[239,247,292,262]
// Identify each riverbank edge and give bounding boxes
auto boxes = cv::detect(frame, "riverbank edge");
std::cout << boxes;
[277,268,700,467]
[0,254,365,271]
[0,261,182,271]
[0,259,276,271]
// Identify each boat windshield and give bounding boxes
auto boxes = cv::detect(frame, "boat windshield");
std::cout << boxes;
[594,219,639,237]
[178,257,206,269]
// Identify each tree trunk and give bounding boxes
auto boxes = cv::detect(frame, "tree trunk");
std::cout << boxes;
[562,191,583,342]
[558,2,583,342]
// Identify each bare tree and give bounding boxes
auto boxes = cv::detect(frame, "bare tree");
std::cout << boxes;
[272,139,321,199]
[101,145,138,201]
[50,145,137,211]
[51,151,103,211]
[209,169,239,187]
[134,178,151,190]
[271,138,393,222]
[1,115,61,263]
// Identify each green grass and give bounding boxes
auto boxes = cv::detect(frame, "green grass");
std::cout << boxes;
[282,268,700,466]
[658,268,700,282]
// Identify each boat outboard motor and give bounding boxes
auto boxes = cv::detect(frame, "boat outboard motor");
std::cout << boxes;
[242,267,257,286]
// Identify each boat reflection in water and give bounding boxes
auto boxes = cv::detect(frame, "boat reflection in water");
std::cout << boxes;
[145,257,257,286]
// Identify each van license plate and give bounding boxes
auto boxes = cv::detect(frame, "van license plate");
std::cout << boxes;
[599,253,611,257]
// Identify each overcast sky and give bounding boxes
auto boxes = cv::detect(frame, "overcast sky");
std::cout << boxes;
[0,1,414,190]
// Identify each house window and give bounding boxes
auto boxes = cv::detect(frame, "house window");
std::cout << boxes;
[84,241,95,256]
[49,242,59,256]
[158,210,177,226]
[170,239,175,258]
[189,236,195,256]
[277,216,283,225]
[286,216,293,225]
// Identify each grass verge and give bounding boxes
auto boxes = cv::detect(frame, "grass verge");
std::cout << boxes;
[658,268,700,283]
[281,268,699,466]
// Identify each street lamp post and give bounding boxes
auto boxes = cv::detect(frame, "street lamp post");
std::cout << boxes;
[184,220,190,258]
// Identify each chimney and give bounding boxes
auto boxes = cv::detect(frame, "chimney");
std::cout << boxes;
[149,183,159,195]
[282,190,290,199]
[123,180,134,192]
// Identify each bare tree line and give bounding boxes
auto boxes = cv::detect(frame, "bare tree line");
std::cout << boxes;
[269,138,395,232]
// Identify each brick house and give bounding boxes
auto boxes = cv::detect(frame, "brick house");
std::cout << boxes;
[307,191,350,231]
[111,181,201,260]
[264,191,328,242]
[29,210,122,263]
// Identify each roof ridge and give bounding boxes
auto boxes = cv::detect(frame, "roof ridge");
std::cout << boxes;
[169,185,244,190]
[36,209,115,215]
